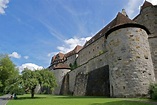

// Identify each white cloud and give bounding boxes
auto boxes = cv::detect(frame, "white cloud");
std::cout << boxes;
[18,63,43,73]
[0,0,9,14]
[24,56,29,59]
[57,36,91,54]
[124,0,143,19]
[147,0,157,5]
[47,52,58,57]
[48,36,91,57]
[125,0,157,19]
[9,52,21,59]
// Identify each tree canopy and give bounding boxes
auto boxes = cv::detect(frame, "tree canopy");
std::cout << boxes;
[21,68,57,98]
[0,55,17,93]
[0,54,57,98]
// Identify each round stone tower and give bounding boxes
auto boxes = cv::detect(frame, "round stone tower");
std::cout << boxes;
[52,69,70,95]
[49,53,71,95]
[134,1,157,80]
[106,23,155,97]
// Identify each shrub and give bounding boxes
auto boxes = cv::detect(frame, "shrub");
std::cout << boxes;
[149,83,157,100]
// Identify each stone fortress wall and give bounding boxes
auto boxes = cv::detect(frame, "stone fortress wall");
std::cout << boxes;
[49,1,157,98]
[68,53,109,96]
[106,26,155,97]
[134,4,157,79]
[77,35,106,66]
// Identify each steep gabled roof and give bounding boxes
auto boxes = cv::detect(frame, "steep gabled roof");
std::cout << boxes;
[57,52,64,59]
[64,45,82,58]
[141,1,153,10]
[52,55,56,62]
[108,12,135,28]
[105,12,150,38]
[74,45,82,53]
[83,12,134,47]
[51,52,64,63]
[134,1,153,20]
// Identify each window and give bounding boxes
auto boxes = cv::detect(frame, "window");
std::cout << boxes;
[123,86,125,90]
[144,55,148,59]
[117,57,122,60]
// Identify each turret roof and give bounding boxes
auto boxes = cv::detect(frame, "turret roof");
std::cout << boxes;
[107,12,135,28]
[51,52,64,63]
[53,63,70,70]
[105,12,150,38]
[83,12,134,47]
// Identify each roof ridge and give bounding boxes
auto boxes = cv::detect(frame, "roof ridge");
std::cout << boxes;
[141,0,153,10]
[109,12,135,29]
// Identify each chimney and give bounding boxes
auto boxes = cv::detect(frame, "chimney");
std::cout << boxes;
[121,9,128,17]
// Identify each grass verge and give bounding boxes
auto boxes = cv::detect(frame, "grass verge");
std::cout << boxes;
[7,94,156,105]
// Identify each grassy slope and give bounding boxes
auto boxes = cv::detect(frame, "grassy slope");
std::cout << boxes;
[7,94,154,105]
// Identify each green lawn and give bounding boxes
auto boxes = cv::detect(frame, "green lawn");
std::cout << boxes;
[7,94,156,105]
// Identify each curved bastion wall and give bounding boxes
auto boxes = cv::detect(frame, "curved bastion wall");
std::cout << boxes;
[106,25,155,97]
[51,69,70,95]
[134,5,157,80]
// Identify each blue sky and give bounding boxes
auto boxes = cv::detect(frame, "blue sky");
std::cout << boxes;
[0,0,156,70]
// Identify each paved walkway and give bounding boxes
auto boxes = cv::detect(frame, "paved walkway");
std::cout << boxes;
[0,94,10,105]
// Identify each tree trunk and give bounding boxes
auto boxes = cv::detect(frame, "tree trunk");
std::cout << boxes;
[31,88,35,98]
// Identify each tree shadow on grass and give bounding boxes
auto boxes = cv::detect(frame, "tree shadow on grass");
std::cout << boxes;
[91,100,155,105]
[0,97,9,100]
[15,96,46,100]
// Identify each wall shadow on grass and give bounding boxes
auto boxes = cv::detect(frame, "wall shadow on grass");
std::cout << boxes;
[56,96,107,99]
[91,100,153,105]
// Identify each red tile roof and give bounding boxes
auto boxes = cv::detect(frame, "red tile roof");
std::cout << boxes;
[83,12,134,47]
[57,52,64,59]
[51,45,82,66]
[52,52,64,60]
[65,45,82,57]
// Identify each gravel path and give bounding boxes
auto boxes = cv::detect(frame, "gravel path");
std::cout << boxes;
[0,94,10,105]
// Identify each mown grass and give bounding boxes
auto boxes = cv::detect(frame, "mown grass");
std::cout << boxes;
[7,94,156,105]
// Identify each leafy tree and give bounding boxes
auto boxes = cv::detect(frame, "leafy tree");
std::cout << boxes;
[0,81,3,88]
[69,63,73,70]
[38,69,57,94]
[22,68,39,98]
[73,60,77,69]
[4,73,24,95]
[69,60,78,70]
[22,68,56,98]
[0,55,16,93]
[150,83,157,100]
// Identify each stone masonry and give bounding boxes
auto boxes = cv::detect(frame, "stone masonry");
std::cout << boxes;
[49,1,157,98]
[106,26,155,97]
